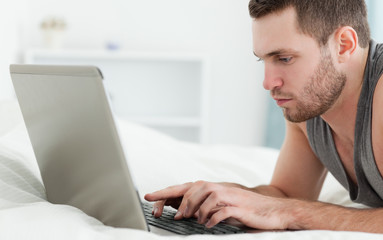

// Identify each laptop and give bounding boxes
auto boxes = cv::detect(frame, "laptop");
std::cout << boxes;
[10,64,246,235]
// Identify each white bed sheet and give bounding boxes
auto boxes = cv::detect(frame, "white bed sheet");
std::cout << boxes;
[0,100,382,240]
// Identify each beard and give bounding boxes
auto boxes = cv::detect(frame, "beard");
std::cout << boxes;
[273,46,347,123]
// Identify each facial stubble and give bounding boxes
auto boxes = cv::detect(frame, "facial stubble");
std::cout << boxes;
[281,47,347,123]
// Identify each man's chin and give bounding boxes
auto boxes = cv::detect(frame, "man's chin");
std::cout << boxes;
[282,109,314,123]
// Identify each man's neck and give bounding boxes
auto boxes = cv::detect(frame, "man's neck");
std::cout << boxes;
[320,46,370,143]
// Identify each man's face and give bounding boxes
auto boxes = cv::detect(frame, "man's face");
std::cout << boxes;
[252,7,346,122]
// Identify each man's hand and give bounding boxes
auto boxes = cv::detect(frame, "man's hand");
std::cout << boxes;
[144,181,293,230]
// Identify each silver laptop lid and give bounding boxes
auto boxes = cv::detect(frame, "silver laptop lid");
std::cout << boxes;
[10,64,148,230]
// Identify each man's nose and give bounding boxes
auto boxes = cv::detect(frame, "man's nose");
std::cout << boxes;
[262,64,283,90]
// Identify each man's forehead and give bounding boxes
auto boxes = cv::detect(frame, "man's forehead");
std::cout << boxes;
[251,7,305,56]
[251,11,319,59]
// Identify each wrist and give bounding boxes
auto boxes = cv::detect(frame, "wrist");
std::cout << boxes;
[252,185,288,198]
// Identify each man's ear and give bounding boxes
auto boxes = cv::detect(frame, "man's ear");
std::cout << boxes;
[334,26,358,63]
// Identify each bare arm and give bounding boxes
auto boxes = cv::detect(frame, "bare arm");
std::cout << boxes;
[268,120,327,200]
[144,121,383,233]
[218,183,287,198]
[221,120,327,199]
[196,187,383,233]
[286,200,383,233]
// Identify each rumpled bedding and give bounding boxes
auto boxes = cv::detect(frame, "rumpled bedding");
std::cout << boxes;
[0,99,382,240]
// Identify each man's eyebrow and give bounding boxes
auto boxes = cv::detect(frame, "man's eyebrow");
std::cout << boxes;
[253,49,297,59]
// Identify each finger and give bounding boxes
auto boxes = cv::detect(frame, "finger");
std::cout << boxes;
[194,209,200,219]
[174,181,210,220]
[144,183,192,202]
[151,198,184,218]
[152,200,166,218]
[197,191,226,224]
[184,181,221,219]
[205,207,238,228]
[206,206,273,230]
[202,187,248,221]
[204,205,225,222]
[174,195,190,220]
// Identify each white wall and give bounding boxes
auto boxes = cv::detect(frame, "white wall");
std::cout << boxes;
[368,0,383,42]
[2,0,268,146]
[0,0,27,100]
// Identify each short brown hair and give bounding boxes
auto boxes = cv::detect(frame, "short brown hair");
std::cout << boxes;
[248,0,370,48]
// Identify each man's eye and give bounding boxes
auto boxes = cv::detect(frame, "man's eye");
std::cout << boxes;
[257,57,264,62]
[279,57,292,63]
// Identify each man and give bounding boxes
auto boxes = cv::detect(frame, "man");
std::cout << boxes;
[145,0,383,233]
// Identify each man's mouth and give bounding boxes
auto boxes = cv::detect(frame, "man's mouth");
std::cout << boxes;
[273,98,292,106]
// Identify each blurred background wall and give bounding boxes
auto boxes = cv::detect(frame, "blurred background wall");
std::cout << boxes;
[0,0,268,147]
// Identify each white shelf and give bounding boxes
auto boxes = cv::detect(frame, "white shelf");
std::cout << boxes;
[123,117,203,127]
[25,49,208,63]
[25,49,210,143]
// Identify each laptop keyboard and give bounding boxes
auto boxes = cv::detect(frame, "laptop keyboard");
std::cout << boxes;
[142,202,245,235]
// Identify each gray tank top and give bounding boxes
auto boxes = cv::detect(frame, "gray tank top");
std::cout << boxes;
[307,40,383,207]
